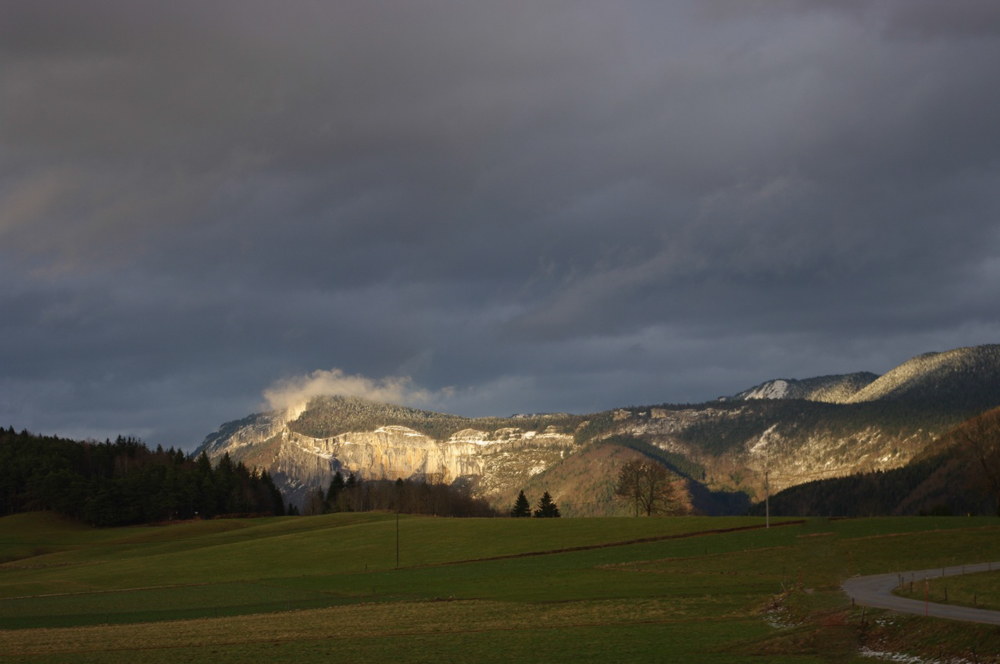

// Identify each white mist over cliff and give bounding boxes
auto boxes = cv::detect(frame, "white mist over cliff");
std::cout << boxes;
[262,368,446,421]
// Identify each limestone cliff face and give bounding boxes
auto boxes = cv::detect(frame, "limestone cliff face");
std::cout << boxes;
[196,412,576,508]
[282,426,487,482]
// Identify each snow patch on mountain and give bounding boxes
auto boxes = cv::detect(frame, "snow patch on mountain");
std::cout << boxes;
[742,380,790,400]
[729,372,879,404]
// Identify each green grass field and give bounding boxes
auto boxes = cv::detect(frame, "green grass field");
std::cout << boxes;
[1,512,998,662]
[914,568,1000,611]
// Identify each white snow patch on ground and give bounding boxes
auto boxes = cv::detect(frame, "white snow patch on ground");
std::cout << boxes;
[858,646,967,664]
[762,606,797,630]
[748,424,779,456]
[374,426,424,436]
[446,430,498,445]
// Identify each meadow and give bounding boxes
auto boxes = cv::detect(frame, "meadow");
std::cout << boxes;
[1,512,999,662]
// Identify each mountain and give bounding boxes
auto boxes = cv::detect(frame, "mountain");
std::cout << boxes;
[749,406,1000,517]
[844,345,1000,409]
[194,396,586,510]
[729,373,878,403]
[728,344,1000,411]
[194,344,1000,515]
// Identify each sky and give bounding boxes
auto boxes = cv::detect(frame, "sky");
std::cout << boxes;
[2,1,1000,450]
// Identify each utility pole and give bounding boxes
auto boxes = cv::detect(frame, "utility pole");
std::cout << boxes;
[765,468,770,529]
[756,425,775,529]
[393,477,403,570]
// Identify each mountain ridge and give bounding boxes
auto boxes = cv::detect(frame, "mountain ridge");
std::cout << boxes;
[726,344,1000,410]
[728,372,879,403]
[750,405,1000,517]
[194,343,1000,514]
[845,345,1000,408]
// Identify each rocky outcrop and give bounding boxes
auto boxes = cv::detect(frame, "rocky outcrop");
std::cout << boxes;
[196,412,576,508]
[197,411,289,456]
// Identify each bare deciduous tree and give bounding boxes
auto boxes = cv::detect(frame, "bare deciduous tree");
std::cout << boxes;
[956,409,1000,516]
[614,459,683,517]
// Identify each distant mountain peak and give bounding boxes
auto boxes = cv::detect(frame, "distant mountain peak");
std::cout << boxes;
[845,344,1000,406]
[727,344,1000,410]
[729,372,879,403]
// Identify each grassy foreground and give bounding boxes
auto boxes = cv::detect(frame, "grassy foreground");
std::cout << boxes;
[1,512,999,662]
[918,568,1000,612]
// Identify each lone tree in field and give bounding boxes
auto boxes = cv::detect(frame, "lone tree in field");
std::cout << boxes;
[614,459,682,517]
[511,490,531,517]
[533,491,561,518]
[956,408,1000,516]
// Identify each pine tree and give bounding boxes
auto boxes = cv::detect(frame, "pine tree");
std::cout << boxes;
[344,472,358,512]
[533,491,561,518]
[510,490,531,517]
[326,471,345,511]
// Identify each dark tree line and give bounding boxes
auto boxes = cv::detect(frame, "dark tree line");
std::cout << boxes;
[302,471,497,517]
[748,450,989,518]
[0,427,284,526]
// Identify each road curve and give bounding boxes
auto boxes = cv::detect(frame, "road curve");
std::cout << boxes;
[842,562,1000,625]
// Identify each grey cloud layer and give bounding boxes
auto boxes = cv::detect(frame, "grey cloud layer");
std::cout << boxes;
[2,1,999,447]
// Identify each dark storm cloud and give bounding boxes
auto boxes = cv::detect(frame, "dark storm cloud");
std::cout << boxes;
[2,1,999,447]
[884,0,1000,40]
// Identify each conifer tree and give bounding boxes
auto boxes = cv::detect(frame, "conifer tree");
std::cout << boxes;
[344,472,359,511]
[326,471,345,511]
[510,490,531,517]
[533,491,561,518]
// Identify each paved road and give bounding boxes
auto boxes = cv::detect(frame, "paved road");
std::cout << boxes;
[842,562,1000,625]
